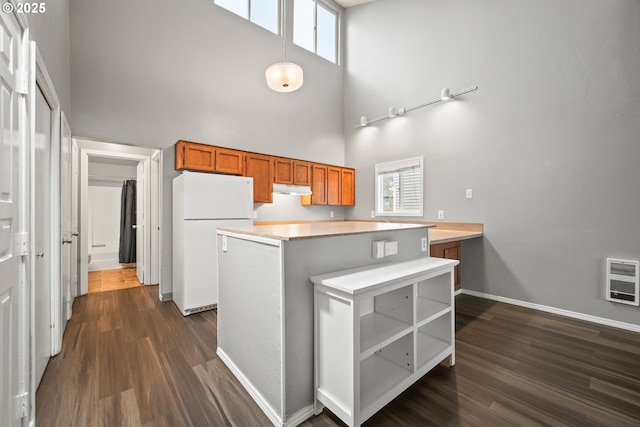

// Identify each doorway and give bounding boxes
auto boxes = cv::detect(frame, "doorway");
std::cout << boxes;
[76,139,161,296]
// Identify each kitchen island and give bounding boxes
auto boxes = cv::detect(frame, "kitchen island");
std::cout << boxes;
[216,221,432,426]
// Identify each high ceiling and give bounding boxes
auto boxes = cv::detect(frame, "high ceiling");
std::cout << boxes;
[334,0,376,8]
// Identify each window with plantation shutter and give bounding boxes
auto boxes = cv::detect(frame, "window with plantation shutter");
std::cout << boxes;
[375,157,423,217]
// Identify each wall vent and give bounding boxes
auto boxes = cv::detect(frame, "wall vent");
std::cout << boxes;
[606,258,639,306]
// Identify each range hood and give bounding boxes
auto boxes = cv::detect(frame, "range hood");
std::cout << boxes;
[272,183,313,196]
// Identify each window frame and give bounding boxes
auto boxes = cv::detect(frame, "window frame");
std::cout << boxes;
[213,0,281,35]
[293,0,340,64]
[374,157,424,217]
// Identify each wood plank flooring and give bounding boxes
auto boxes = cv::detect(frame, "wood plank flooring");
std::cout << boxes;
[37,290,640,426]
[88,268,142,293]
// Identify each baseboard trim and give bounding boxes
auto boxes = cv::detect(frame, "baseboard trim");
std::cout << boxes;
[218,348,282,426]
[284,405,316,427]
[217,348,315,427]
[460,289,640,334]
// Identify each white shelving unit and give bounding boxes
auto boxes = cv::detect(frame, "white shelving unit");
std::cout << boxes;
[311,257,458,427]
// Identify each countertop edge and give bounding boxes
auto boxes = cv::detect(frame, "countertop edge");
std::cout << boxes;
[429,230,484,245]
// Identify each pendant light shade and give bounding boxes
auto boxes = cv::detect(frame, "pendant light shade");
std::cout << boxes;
[265,62,303,92]
[266,0,303,92]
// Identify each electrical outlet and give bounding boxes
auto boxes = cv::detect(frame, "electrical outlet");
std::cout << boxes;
[466,189,473,199]
[421,237,427,252]
[253,210,258,219]
[370,210,375,218]
[330,211,334,218]
[385,241,398,256]
[438,210,445,220]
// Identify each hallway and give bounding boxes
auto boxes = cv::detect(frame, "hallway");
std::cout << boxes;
[35,285,270,426]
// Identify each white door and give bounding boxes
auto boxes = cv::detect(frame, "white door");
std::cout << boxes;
[0,10,27,427]
[71,140,79,299]
[136,161,144,283]
[34,84,52,387]
[60,113,72,332]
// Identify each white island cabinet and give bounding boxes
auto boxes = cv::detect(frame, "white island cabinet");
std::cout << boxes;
[310,257,458,427]
[216,221,432,427]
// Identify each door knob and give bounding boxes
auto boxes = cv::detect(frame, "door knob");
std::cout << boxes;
[72,232,79,237]
[62,239,72,244]
[36,252,44,258]
[132,225,138,229]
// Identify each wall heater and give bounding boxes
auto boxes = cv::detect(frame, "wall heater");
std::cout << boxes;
[605,258,639,306]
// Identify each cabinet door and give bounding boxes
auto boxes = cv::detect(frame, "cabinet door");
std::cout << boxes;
[175,141,215,172]
[327,167,342,206]
[431,241,461,290]
[216,148,245,175]
[293,161,311,186]
[310,164,328,205]
[246,153,273,203]
[444,245,461,290]
[341,168,355,206]
[274,157,294,184]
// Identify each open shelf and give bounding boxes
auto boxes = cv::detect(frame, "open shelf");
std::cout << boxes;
[416,332,451,370]
[360,353,412,412]
[312,257,458,427]
[416,297,451,328]
[360,312,412,360]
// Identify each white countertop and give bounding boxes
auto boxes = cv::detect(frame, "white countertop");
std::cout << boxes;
[217,221,431,241]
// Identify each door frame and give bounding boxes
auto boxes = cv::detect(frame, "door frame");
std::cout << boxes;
[77,139,161,295]
[30,45,62,355]
[60,112,73,329]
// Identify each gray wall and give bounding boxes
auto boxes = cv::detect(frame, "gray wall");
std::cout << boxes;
[344,0,640,325]
[70,0,346,296]
[26,0,71,115]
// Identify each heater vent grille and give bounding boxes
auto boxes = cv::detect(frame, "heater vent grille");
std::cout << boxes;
[606,258,639,306]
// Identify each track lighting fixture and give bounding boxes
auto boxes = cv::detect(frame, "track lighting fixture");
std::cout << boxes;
[355,86,478,128]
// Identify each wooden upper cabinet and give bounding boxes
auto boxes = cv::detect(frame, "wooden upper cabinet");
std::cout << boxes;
[175,140,215,172]
[175,141,354,206]
[175,141,243,175]
[216,148,245,175]
[273,157,294,184]
[246,153,273,204]
[341,168,355,206]
[309,164,328,205]
[293,161,311,186]
[274,158,311,186]
[327,166,342,206]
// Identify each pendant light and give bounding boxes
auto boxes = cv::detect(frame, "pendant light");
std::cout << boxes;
[265,0,303,92]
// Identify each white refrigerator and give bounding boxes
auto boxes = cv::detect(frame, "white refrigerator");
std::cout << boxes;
[172,171,254,315]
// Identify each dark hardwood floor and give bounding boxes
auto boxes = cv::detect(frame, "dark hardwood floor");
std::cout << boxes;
[37,287,640,426]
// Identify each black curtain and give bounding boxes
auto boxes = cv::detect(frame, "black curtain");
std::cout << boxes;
[119,180,137,263]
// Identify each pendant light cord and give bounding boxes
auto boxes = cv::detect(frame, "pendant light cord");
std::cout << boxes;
[283,0,288,62]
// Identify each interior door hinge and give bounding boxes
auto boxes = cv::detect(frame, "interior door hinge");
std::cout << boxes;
[14,392,28,419]
[13,232,29,256]
[15,69,28,95]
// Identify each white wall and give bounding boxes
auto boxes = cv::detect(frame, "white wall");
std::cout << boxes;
[87,185,120,257]
[26,0,71,115]
[69,0,346,297]
[344,0,640,325]
[86,161,138,270]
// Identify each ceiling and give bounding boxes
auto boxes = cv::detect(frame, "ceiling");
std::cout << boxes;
[334,0,376,8]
